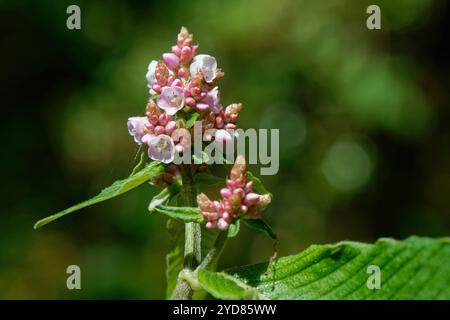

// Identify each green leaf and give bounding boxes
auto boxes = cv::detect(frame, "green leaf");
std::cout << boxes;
[247,171,271,196]
[34,161,165,229]
[153,205,204,223]
[243,219,277,240]
[223,236,450,300]
[227,220,240,238]
[148,182,181,213]
[197,269,261,300]
[185,111,201,128]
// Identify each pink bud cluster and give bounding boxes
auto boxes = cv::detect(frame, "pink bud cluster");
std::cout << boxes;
[197,156,271,230]
[144,100,176,136]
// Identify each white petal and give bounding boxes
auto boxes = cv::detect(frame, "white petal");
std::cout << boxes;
[146,60,158,88]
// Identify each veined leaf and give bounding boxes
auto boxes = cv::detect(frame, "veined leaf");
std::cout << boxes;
[197,269,261,300]
[153,205,204,223]
[243,219,277,240]
[34,161,165,229]
[220,236,450,300]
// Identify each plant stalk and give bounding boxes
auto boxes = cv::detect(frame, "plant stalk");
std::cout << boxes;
[170,165,202,299]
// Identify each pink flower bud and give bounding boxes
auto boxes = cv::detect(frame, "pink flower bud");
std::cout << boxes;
[240,205,248,213]
[185,97,196,107]
[206,221,217,229]
[152,84,162,93]
[180,46,192,62]
[145,123,155,131]
[225,123,236,130]
[171,79,183,88]
[233,188,245,199]
[226,179,235,189]
[220,188,232,198]
[172,45,181,56]
[158,114,167,125]
[222,212,230,220]
[215,116,224,128]
[178,68,188,78]
[245,181,253,192]
[165,121,176,135]
[163,53,180,69]
[154,125,165,135]
[244,193,260,206]
[149,114,159,125]
[217,218,228,230]
[183,38,192,47]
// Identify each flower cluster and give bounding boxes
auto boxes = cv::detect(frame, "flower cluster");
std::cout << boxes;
[196,156,271,230]
[127,27,268,230]
[127,27,242,164]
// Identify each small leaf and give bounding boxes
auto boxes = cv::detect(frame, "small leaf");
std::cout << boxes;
[227,220,240,238]
[34,161,165,229]
[148,182,181,213]
[247,171,271,196]
[153,205,204,223]
[185,112,201,128]
[197,269,260,300]
[243,219,277,240]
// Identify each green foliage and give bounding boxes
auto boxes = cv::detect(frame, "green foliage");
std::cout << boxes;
[165,219,184,298]
[193,237,450,300]
[227,220,240,238]
[243,219,277,240]
[148,183,181,213]
[152,205,204,223]
[197,269,260,300]
[185,112,201,128]
[33,161,165,229]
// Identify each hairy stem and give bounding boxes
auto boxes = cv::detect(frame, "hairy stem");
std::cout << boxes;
[170,165,202,300]
[198,231,228,271]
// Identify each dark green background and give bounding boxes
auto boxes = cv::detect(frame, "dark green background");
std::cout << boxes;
[1,0,449,298]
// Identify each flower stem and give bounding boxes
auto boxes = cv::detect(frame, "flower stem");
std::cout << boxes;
[170,165,201,300]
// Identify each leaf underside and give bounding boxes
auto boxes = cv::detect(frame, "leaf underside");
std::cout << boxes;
[197,236,450,300]
[34,161,164,229]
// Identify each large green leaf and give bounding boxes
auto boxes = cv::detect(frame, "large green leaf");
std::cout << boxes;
[198,237,450,299]
[34,161,165,229]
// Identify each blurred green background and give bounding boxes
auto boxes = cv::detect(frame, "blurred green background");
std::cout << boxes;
[1,0,450,299]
